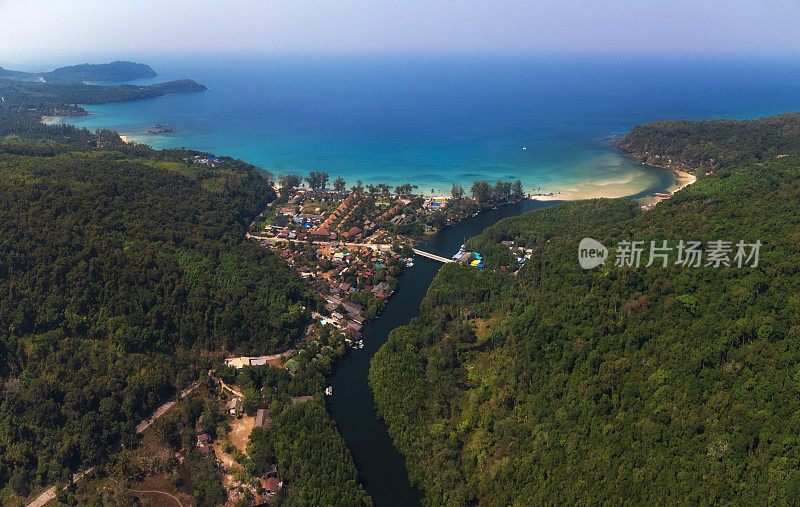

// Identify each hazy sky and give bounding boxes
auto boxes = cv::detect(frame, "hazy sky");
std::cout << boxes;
[2,0,800,64]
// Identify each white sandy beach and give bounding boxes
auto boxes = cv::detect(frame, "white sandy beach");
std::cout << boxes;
[670,169,698,192]
[637,169,697,209]
[38,114,695,206]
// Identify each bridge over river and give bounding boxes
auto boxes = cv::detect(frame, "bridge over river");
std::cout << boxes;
[412,248,454,263]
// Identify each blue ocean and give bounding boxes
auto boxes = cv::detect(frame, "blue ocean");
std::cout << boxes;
[50,55,800,199]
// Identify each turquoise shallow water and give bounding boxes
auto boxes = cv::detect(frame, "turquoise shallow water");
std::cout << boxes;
[51,55,800,198]
[40,54,800,503]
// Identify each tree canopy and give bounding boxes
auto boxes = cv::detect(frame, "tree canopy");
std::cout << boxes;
[371,113,800,504]
[0,116,311,493]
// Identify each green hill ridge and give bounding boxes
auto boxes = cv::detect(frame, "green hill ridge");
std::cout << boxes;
[0,61,157,83]
[0,119,311,493]
[370,112,800,504]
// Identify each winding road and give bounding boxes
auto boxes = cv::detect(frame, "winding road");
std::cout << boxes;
[26,382,198,507]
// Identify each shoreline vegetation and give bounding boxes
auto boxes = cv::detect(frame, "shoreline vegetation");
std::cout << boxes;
[1,68,370,505]
[369,112,800,505]
[43,111,684,203]
[1,60,759,505]
[52,109,689,204]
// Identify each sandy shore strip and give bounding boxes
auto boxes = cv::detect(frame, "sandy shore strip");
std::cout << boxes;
[670,168,697,193]
[36,112,694,205]
[528,193,564,201]
[638,168,697,209]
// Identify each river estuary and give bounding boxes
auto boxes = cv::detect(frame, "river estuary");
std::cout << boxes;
[326,199,560,506]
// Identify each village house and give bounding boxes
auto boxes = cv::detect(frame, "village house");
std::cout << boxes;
[227,397,242,416]
[371,282,389,294]
[225,356,269,370]
[340,227,363,240]
[266,477,283,495]
[255,408,270,428]
[341,301,363,317]
[343,326,362,340]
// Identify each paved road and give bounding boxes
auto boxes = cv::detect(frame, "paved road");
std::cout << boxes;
[27,382,198,507]
[27,468,93,507]
[136,382,198,434]
[247,233,387,251]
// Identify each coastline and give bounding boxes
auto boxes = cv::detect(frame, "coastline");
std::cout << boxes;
[40,113,689,206]
[668,168,698,193]
[636,167,697,209]
[529,193,565,202]
[41,114,135,145]
[42,113,683,203]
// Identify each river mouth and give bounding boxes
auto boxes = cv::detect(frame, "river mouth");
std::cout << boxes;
[325,199,561,506]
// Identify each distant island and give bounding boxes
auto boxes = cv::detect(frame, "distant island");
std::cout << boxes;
[0,66,370,506]
[0,60,157,83]
[0,61,206,118]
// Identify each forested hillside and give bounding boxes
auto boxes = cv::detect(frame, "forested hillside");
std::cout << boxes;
[0,61,157,83]
[0,79,206,117]
[270,396,372,505]
[619,112,800,174]
[371,113,800,504]
[0,117,312,493]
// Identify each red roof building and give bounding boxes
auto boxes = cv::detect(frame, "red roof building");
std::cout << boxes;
[341,227,362,240]
[266,477,283,494]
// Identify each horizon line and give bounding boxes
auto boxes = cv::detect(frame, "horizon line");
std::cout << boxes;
[5,50,800,71]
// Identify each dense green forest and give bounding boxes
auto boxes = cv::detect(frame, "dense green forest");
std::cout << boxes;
[0,79,206,116]
[0,61,157,84]
[269,396,372,505]
[0,115,313,495]
[619,112,800,174]
[371,113,800,504]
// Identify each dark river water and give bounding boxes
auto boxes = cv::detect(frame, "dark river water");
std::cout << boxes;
[326,199,559,506]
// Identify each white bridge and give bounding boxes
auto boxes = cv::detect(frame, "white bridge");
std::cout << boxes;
[413,249,454,263]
